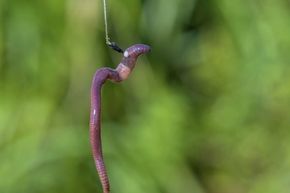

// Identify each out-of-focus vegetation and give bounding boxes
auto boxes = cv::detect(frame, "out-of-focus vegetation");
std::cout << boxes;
[1,0,290,192]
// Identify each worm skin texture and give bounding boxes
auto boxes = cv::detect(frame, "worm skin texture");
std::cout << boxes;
[90,44,150,193]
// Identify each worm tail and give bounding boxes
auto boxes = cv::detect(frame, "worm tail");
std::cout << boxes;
[95,158,110,193]
[90,123,110,193]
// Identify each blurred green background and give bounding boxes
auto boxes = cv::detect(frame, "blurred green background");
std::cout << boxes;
[1,0,290,193]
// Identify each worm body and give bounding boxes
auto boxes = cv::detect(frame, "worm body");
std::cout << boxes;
[90,44,150,193]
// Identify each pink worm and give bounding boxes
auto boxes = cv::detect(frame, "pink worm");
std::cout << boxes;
[89,44,150,193]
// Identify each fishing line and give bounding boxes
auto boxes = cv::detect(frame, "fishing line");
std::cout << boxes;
[102,0,124,53]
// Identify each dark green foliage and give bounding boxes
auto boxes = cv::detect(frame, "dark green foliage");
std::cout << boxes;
[1,0,290,193]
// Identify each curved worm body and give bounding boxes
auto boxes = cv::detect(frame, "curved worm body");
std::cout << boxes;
[90,44,150,193]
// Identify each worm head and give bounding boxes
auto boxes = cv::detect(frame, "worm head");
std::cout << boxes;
[116,44,150,81]
[123,44,151,58]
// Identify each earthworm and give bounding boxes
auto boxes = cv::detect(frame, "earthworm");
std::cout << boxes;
[89,44,151,193]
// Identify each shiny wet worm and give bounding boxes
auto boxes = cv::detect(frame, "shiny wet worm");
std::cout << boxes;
[89,44,151,193]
